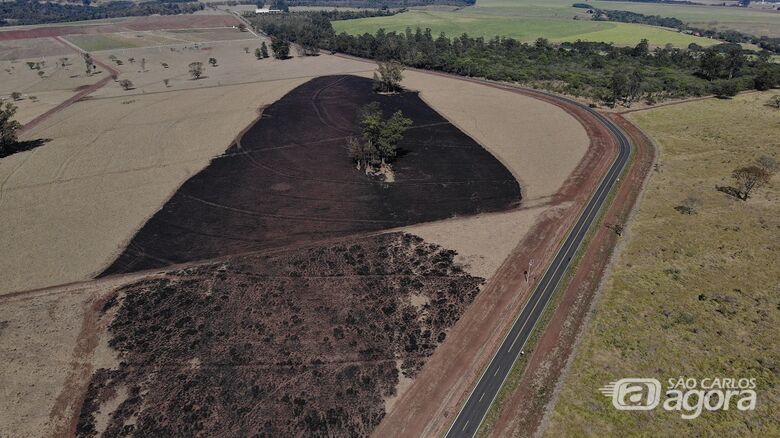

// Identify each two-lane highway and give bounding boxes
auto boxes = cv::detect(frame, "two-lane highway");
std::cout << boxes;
[445,96,632,438]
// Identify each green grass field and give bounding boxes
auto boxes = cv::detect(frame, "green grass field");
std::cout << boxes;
[333,0,779,46]
[332,6,716,47]
[545,91,780,436]
[589,0,780,37]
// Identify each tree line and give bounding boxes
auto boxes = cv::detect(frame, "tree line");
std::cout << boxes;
[0,0,204,26]
[248,11,780,106]
[579,5,780,54]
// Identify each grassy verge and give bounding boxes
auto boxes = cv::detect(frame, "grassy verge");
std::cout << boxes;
[545,91,780,436]
[474,133,636,437]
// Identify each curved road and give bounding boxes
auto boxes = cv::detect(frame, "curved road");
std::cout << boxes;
[445,97,632,438]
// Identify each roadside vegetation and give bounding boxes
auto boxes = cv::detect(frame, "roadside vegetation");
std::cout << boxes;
[248,12,780,106]
[546,91,780,436]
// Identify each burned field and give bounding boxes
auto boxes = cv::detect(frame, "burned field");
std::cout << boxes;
[101,75,520,275]
[77,232,483,437]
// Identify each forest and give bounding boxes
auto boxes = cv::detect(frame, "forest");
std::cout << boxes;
[250,11,780,106]
[0,0,204,26]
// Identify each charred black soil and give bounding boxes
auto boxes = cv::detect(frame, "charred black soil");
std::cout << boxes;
[101,75,520,276]
[77,232,483,437]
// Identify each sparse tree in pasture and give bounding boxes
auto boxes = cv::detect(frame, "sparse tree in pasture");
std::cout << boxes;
[128,57,135,64]
[11,92,21,101]
[140,58,146,72]
[163,78,170,87]
[270,38,290,59]
[260,41,269,58]
[161,62,169,69]
[37,70,44,79]
[189,61,204,80]
[244,47,250,54]
[255,48,263,60]
[372,61,404,93]
[0,102,23,154]
[208,57,218,67]
[119,79,134,90]
[83,53,95,75]
[59,57,69,68]
[767,95,780,109]
[731,165,772,200]
[238,23,247,32]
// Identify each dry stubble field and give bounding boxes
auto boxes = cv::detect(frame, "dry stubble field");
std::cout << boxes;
[546,91,780,436]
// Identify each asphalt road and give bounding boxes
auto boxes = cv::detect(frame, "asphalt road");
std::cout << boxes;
[445,97,632,438]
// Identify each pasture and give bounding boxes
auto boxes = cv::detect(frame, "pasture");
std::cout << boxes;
[332,8,716,47]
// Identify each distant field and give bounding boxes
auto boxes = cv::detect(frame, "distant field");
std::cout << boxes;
[332,10,716,47]
[546,91,780,436]
[589,0,780,37]
[64,28,250,51]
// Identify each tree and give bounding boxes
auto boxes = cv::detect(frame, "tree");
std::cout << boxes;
[255,48,263,60]
[83,53,95,75]
[271,39,290,59]
[59,57,69,68]
[731,165,771,200]
[244,47,250,54]
[261,41,269,58]
[0,102,23,154]
[188,62,204,80]
[208,57,218,67]
[348,136,375,171]
[238,23,247,32]
[140,58,146,72]
[711,80,737,98]
[767,95,780,109]
[609,69,629,107]
[11,92,21,101]
[373,61,404,93]
[358,102,412,165]
[163,78,170,87]
[119,79,134,90]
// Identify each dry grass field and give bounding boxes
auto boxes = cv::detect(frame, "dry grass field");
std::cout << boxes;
[546,91,780,436]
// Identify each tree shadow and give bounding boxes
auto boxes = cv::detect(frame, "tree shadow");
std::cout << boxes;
[715,185,743,200]
[0,138,51,159]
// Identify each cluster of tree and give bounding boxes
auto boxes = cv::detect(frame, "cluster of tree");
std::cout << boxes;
[583,6,780,54]
[250,12,780,105]
[285,0,472,7]
[0,0,204,26]
[255,42,271,59]
[349,102,412,171]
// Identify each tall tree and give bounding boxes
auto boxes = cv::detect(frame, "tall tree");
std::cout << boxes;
[271,39,290,59]
[0,102,23,154]
[373,61,404,93]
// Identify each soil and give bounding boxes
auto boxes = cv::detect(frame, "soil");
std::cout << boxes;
[100,75,521,275]
[75,232,484,437]
[487,114,656,438]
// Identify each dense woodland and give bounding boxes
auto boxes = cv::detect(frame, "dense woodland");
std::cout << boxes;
[250,11,780,106]
[0,0,204,26]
